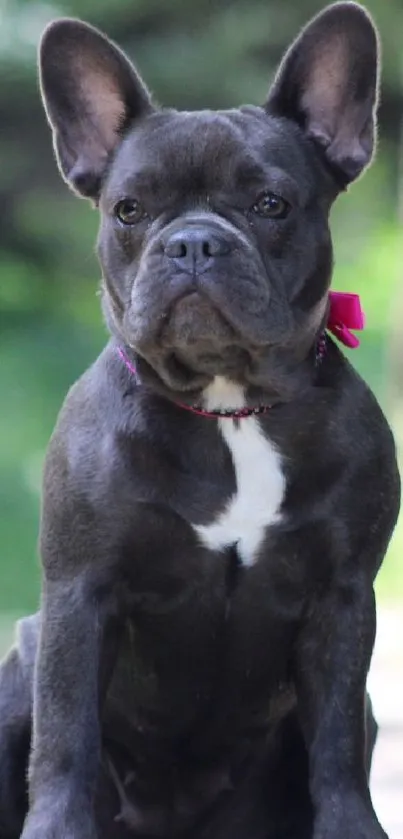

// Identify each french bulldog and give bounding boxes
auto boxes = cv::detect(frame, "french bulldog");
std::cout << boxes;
[0,3,400,839]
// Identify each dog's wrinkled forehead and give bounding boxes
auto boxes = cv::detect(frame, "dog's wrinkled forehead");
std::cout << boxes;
[104,108,313,207]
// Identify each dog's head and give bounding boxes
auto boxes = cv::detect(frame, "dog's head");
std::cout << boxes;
[38,3,379,402]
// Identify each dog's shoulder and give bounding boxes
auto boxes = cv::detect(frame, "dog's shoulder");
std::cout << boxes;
[326,344,395,461]
[42,343,148,499]
[270,341,399,512]
[316,344,400,526]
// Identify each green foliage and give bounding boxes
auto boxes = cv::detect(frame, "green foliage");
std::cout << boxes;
[0,0,402,615]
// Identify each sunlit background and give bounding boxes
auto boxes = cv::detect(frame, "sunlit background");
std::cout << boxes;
[0,0,402,833]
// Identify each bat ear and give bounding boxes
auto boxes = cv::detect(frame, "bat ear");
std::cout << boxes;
[266,3,380,185]
[39,18,154,199]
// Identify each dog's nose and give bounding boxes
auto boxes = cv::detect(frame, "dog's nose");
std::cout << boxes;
[164,228,230,274]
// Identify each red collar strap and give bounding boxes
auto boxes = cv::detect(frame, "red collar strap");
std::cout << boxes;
[118,291,365,419]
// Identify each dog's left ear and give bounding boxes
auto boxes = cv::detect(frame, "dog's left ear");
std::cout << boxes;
[266,2,379,186]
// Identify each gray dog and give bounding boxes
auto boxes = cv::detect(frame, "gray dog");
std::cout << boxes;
[0,3,400,839]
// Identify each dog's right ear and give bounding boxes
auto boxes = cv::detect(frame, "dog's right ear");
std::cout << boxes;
[39,19,153,201]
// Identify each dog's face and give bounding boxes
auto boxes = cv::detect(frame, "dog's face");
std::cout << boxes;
[99,109,334,391]
[39,3,379,399]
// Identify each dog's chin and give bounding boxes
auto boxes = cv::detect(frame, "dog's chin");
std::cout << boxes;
[134,344,251,397]
[173,344,250,378]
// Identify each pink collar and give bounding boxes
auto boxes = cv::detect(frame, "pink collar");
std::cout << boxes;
[118,291,364,419]
[327,290,365,348]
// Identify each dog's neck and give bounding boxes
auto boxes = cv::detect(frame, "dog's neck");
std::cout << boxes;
[117,336,327,418]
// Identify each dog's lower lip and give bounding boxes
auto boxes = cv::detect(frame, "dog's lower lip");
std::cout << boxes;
[168,288,275,349]
[160,289,235,342]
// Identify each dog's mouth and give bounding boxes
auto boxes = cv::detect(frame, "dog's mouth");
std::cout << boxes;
[157,291,252,381]
[160,291,237,351]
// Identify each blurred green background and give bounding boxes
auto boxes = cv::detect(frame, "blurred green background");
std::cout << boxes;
[0,0,402,620]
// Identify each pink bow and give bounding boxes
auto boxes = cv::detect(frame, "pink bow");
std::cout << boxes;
[327,291,365,348]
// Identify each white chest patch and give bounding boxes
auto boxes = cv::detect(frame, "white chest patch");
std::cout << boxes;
[193,378,286,567]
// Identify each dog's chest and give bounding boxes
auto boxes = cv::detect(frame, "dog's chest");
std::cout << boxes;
[193,379,286,567]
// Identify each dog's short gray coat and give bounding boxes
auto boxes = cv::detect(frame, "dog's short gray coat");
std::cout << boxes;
[0,4,400,839]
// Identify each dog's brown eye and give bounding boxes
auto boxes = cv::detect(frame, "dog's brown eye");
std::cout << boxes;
[114,199,145,225]
[252,192,290,220]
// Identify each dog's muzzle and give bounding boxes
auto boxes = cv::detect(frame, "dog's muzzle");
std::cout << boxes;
[124,211,292,367]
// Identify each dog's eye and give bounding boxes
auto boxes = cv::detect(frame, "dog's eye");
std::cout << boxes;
[114,199,145,225]
[252,192,290,220]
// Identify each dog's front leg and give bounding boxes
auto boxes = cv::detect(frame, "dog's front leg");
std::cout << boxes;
[21,575,109,839]
[295,577,387,839]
